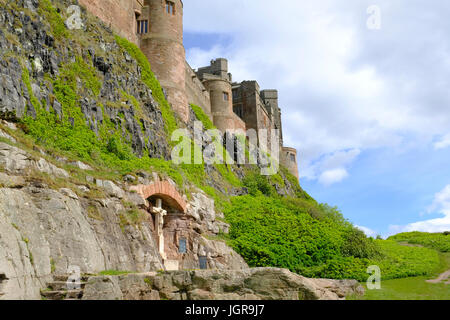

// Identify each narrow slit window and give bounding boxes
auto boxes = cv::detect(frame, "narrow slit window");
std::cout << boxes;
[223,92,229,101]
[166,1,175,15]
[137,20,148,34]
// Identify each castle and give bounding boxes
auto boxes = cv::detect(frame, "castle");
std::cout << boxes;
[79,0,299,179]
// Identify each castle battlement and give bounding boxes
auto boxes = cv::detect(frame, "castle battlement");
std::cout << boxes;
[79,0,299,179]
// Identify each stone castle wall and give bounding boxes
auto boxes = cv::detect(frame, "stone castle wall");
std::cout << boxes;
[185,62,212,118]
[78,0,143,45]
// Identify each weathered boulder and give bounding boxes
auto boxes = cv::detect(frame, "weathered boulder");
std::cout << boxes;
[102,180,125,199]
[0,142,69,178]
[0,129,16,143]
[81,268,365,301]
[187,192,230,235]
[0,172,26,188]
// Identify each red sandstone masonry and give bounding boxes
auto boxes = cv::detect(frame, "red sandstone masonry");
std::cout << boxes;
[78,0,142,45]
[130,181,187,213]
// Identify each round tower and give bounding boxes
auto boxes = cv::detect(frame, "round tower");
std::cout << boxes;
[140,0,188,123]
[204,79,233,133]
[198,58,237,133]
[281,147,299,180]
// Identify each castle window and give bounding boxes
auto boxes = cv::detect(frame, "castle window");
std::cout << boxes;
[223,92,229,101]
[179,238,187,254]
[137,20,148,34]
[290,154,296,162]
[233,105,243,119]
[166,1,175,15]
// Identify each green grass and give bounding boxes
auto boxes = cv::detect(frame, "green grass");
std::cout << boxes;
[99,270,132,276]
[39,0,69,40]
[115,36,178,137]
[389,232,450,252]
[191,103,214,130]
[353,253,450,300]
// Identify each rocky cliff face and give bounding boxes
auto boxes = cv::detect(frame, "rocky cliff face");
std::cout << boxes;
[0,132,247,299]
[0,0,170,159]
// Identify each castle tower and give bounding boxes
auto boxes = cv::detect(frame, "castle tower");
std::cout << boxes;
[281,147,299,180]
[261,89,283,150]
[139,0,189,123]
[196,59,246,133]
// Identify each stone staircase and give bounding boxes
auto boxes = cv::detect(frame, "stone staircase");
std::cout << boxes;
[40,275,90,300]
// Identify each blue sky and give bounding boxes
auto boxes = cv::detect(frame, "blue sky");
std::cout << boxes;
[182,0,450,237]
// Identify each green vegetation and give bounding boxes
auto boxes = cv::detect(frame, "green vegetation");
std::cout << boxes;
[99,270,132,276]
[352,252,450,300]
[389,231,450,252]
[223,194,442,282]
[191,103,214,130]
[115,36,178,137]
[39,0,69,39]
[119,202,149,230]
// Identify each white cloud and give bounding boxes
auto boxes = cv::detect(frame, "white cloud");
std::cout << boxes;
[318,168,349,186]
[302,149,360,182]
[355,225,378,238]
[390,185,450,234]
[184,0,450,184]
[434,134,450,150]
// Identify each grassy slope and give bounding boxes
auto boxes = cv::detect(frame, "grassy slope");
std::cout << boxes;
[351,234,450,300]
[354,252,450,300]
[388,232,450,252]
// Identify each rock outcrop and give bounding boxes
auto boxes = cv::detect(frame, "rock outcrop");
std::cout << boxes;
[0,0,171,160]
[0,138,247,299]
[79,268,364,301]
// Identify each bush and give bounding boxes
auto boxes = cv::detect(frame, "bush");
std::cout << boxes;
[242,172,276,197]
[223,195,440,281]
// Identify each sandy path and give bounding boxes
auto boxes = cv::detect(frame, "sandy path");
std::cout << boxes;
[426,270,450,284]
[398,242,449,285]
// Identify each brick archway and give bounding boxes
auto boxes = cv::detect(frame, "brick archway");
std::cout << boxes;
[130,181,187,213]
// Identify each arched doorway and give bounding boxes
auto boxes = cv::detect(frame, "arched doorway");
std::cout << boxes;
[130,181,188,270]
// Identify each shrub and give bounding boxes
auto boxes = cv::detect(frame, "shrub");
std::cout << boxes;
[223,195,440,281]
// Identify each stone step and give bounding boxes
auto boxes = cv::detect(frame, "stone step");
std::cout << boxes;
[41,289,83,300]
[47,281,86,291]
